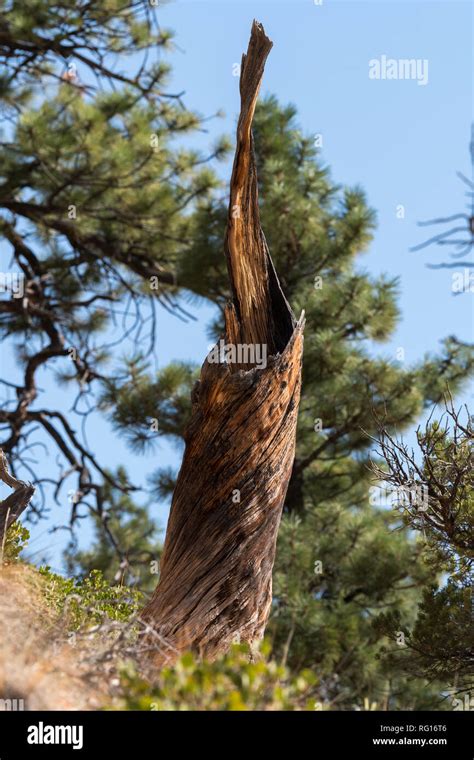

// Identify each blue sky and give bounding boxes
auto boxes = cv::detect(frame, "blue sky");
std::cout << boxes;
[1,0,473,570]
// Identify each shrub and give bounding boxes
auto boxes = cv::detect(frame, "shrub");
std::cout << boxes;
[38,567,142,629]
[1,522,30,563]
[118,642,320,711]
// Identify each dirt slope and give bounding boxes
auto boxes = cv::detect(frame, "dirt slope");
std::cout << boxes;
[0,565,106,710]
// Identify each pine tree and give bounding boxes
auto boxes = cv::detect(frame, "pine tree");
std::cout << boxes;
[372,400,473,700]
[0,1,228,540]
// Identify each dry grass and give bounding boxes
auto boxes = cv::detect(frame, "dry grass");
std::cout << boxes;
[0,564,108,710]
[0,563,174,710]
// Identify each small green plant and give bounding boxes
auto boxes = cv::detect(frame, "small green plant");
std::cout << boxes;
[38,567,142,630]
[1,522,30,563]
[118,641,320,711]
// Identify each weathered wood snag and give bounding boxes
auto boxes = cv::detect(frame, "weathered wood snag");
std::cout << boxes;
[0,449,35,555]
[141,20,304,663]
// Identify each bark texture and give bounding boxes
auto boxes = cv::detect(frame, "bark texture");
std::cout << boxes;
[141,20,304,664]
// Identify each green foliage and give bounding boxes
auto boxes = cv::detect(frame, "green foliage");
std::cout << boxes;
[100,361,198,454]
[38,567,142,629]
[375,582,472,690]
[417,416,473,568]
[1,522,30,563]
[372,406,473,692]
[269,500,444,709]
[118,642,319,711]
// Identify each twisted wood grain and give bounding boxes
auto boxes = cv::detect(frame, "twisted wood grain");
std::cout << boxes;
[141,20,305,663]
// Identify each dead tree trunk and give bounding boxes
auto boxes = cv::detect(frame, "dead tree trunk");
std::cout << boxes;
[141,20,304,664]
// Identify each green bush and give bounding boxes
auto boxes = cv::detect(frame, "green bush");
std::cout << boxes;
[1,522,30,563]
[118,642,320,711]
[38,567,142,629]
